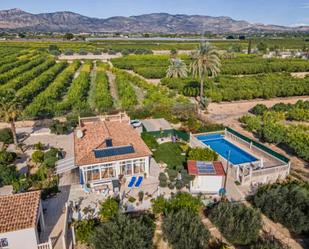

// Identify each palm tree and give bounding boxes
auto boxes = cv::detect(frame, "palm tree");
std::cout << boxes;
[190,42,221,109]
[0,90,21,147]
[166,58,188,78]
[170,48,178,59]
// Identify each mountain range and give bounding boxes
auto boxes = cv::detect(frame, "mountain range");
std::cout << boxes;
[0,8,308,34]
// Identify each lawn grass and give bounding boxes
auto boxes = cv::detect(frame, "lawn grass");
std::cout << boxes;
[153,142,186,169]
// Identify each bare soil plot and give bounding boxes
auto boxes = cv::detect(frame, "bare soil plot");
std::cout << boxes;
[291,72,309,78]
[207,96,309,127]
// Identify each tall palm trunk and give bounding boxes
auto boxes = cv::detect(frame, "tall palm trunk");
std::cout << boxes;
[10,120,18,147]
[200,75,204,108]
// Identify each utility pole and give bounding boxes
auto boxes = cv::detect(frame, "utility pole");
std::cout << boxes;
[222,150,231,196]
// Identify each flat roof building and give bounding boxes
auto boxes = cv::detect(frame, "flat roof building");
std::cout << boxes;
[188,160,226,195]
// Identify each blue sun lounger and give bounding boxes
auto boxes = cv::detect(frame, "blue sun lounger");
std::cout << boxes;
[134,176,143,188]
[128,176,137,188]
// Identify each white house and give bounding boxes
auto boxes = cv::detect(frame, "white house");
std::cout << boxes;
[188,160,226,195]
[0,191,46,249]
[74,116,152,191]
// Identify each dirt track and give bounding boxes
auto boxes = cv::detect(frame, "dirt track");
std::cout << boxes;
[207,96,309,127]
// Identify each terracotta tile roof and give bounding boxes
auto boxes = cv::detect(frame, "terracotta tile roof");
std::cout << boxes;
[74,120,152,166]
[187,160,226,176]
[0,191,41,233]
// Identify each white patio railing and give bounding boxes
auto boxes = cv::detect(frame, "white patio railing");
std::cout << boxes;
[37,238,53,249]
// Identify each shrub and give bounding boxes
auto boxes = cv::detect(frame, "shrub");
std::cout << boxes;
[41,178,59,200]
[43,147,60,168]
[199,123,225,133]
[0,128,13,144]
[99,197,119,221]
[152,196,168,215]
[159,172,168,182]
[251,182,309,234]
[168,192,202,214]
[75,219,100,244]
[49,50,61,56]
[0,150,17,164]
[188,147,219,161]
[32,150,45,164]
[33,142,44,151]
[250,235,289,249]
[175,179,184,190]
[138,191,144,202]
[180,169,195,188]
[168,182,175,190]
[0,164,18,187]
[79,49,88,55]
[141,133,159,150]
[49,120,69,135]
[91,213,155,249]
[159,180,168,188]
[66,114,79,128]
[93,49,102,55]
[239,115,262,133]
[162,209,210,249]
[64,49,74,55]
[209,202,262,245]
[128,196,136,203]
[262,121,286,144]
[167,169,178,182]
[250,104,268,115]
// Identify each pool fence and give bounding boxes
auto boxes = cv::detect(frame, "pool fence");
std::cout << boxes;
[190,128,291,185]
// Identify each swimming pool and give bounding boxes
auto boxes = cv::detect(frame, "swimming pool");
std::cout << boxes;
[196,133,258,165]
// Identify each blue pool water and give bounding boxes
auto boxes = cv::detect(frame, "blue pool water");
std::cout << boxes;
[197,134,258,165]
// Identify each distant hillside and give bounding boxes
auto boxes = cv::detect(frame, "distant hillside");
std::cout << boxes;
[0,8,308,33]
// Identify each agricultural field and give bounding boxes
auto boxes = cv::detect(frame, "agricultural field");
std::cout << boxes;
[0,40,95,52]
[1,37,308,53]
[0,46,190,123]
[92,37,309,50]
[0,38,308,122]
[112,53,309,78]
[111,53,309,102]
[240,101,309,161]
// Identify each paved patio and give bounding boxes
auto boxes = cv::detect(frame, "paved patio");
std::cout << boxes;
[64,158,162,217]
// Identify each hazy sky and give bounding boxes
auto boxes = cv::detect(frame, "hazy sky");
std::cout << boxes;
[1,0,309,26]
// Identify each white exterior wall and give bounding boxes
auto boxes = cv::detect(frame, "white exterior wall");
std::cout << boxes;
[144,156,150,177]
[0,227,38,249]
[80,156,151,185]
[191,175,223,193]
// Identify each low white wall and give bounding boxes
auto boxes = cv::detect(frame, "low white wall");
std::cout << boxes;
[0,227,38,249]
[191,175,223,193]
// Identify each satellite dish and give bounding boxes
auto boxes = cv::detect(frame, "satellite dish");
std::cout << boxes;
[76,130,83,139]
